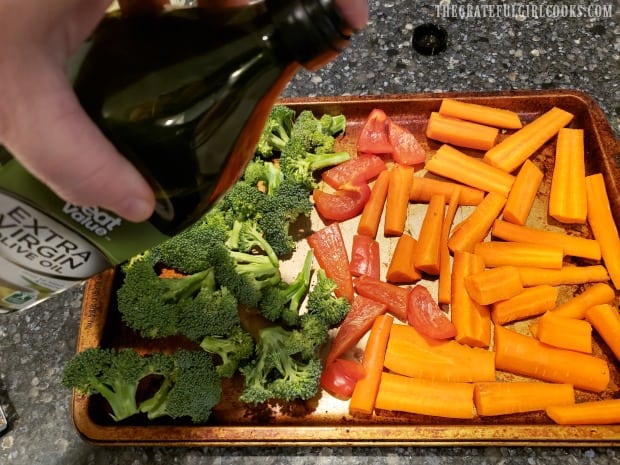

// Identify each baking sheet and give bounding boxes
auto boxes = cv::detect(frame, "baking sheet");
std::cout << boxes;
[72,90,620,447]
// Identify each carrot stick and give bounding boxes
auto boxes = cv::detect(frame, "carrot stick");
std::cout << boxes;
[448,191,507,253]
[438,188,461,304]
[494,324,610,393]
[585,304,620,361]
[586,173,620,289]
[386,233,422,284]
[549,128,587,224]
[384,324,496,383]
[349,314,394,415]
[413,193,445,275]
[464,265,524,305]
[551,282,616,319]
[501,160,544,225]
[438,98,523,130]
[450,251,491,348]
[409,176,484,206]
[483,106,574,173]
[425,144,515,197]
[425,111,499,151]
[473,381,575,416]
[375,372,475,419]
[546,399,620,425]
[491,219,601,261]
[357,169,391,238]
[491,285,558,325]
[354,275,409,321]
[516,265,610,287]
[473,241,564,270]
[536,311,593,354]
[384,164,414,236]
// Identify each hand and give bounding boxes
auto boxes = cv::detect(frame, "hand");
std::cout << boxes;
[0,0,156,222]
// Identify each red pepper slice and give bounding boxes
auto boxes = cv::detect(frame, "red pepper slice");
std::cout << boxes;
[387,120,427,166]
[320,358,366,400]
[321,154,387,189]
[349,234,380,280]
[357,109,393,155]
[307,222,354,302]
[407,284,456,340]
[353,275,409,321]
[313,182,371,222]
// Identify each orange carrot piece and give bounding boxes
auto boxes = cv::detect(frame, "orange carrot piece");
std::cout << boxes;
[448,192,507,253]
[551,282,616,319]
[386,233,422,284]
[413,193,445,275]
[586,173,620,289]
[491,219,601,261]
[384,324,496,383]
[450,251,491,348]
[549,128,587,224]
[494,325,610,393]
[516,265,610,287]
[473,241,564,270]
[483,106,574,173]
[546,399,620,425]
[585,304,620,361]
[425,144,515,197]
[357,169,391,238]
[409,176,484,206]
[474,381,575,416]
[536,311,593,354]
[438,98,523,130]
[349,314,394,415]
[384,164,414,236]
[501,159,544,225]
[376,372,475,419]
[426,112,499,151]
[464,265,524,305]
[438,188,461,304]
[491,285,558,325]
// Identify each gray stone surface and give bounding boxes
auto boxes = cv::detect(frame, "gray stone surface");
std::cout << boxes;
[1,1,618,463]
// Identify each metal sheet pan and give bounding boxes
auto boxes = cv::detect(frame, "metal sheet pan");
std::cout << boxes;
[71,90,620,447]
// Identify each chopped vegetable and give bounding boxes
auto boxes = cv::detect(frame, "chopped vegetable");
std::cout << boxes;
[357,169,391,238]
[322,154,386,189]
[320,358,366,400]
[426,111,499,151]
[551,282,616,319]
[312,181,371,221]
[354,275,409,321]
[473,241,565,270]
[386,233,422,284]
[413,194,445,275]
[536,311,593,354]
[357,108,394,154]
[409,176,484,206]
[502,159,543,225]
[438,98,523,129]
[407,284,456,340]
[585,304,620,361]
[438,188,460,304]
[387,119,427,165]
[491,285,558,325]
[516,265,610,287]
[546,399,620,425]
[384,163,414,236]
[349,234,381,280]
[473,382,574,417]
[464,265,524,305]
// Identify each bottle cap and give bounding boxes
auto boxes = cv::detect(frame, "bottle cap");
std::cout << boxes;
[412,23,448,56]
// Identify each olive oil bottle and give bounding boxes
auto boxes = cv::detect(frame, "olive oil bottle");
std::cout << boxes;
[0,0,360,312]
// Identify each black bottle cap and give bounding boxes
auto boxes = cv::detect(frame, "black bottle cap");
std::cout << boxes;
[412,23,448,56]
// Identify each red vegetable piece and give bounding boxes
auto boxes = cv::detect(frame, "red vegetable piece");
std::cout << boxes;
[313,182,371,222]
[353,275,409,321]
[357,109,393,155]
[407,284,457,340]
[326,294,388,365]
[307,222,355,302]
[322,154,387,189]
[349,234,381,280]
[387,120,427,166]
[320,358,366,400]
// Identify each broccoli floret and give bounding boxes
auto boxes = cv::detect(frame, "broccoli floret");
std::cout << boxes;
[259,249,313,325]
[279,138,351,190]
[229,250,281,291]
[290,110,338,153]
[62,348,173,422]
[319,113,347,136]
[306,269,351,327]
[239,325,322,405]
[243,159,283,196]
[199,326,255,378]
[139,350,221,424]
[217,180,266,221]
[255,105,296,158]
[236,221,280,267]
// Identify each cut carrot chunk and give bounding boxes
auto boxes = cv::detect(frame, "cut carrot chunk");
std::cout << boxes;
[536,311,593,354]
[464,266,524,305]
[516,265,610,287]
[438,98,523,129]
[502,159,544,225]
[413,193,445,275]
[551,283,616,319]
[386,234,422,284]
[438,188,460,304]
[426,111,499,151]
[357,169,391,238]
[585,304,620,361]
[473,241,564,270]
[384,164,414,236]
[474,381,574,416]
[491,285,558,325]
[546,399,620,425]
[409,176,484,206]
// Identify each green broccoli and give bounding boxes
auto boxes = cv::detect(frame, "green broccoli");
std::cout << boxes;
[199,325,255,378]
[61,348,173,422]
[290,110,339,153]
[259,249,313,325]
[255,104,296,158]
[242,158,283,196]
[216,179,266,221]
[306,269,351,327]
[319,113,347,136]
[139,349,221,424]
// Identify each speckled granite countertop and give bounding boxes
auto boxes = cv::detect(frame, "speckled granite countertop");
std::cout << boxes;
[1,1,618,464]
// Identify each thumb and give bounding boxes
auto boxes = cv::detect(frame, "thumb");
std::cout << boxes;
[2,57,156,222]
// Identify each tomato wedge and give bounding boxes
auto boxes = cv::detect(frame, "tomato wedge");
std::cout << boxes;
[326,294,388,365]
[312,182,371,222]
[349,234,380,280]
[357,109,393,154]
[320,358,366,400]
[353,275,409,321]
[307,222,354,302]
[407,284,456,339]
[322,154,387,189]
[387,120,427,166]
